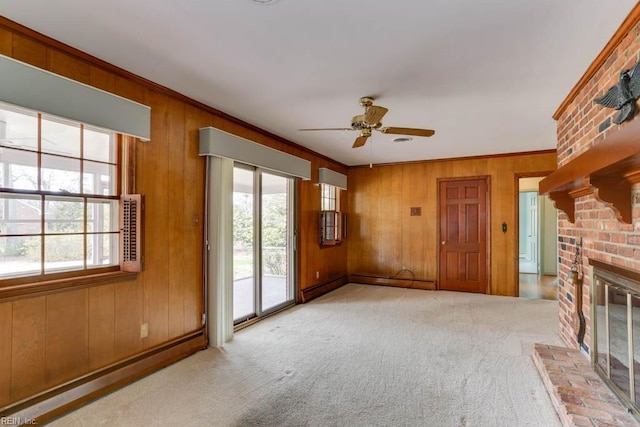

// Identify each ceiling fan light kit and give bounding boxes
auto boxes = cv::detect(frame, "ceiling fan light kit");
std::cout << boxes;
[299,96,435,148]
[392,137,413,143]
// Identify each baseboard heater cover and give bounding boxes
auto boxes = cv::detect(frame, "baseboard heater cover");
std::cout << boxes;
[348,274,436,290]
[301,276,348,303]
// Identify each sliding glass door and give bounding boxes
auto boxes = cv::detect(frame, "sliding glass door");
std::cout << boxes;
[233,165,295,323]
[232,167,255,321]
[261,172,293,311]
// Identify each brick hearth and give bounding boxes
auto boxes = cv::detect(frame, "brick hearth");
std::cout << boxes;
[533,343,638,427]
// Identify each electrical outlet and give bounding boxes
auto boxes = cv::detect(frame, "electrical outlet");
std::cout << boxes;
[140,323,148,338]
[316,271,320,279]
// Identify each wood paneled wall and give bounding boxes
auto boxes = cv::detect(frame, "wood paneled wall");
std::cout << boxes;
[0,18,347,411]
[299,164,349,296]
[347,152,557,296]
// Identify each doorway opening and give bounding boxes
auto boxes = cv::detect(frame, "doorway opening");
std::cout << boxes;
[517,176,558,300]
[233,165,296,324]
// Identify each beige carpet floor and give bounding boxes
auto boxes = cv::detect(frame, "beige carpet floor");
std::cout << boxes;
[51,284,563,427]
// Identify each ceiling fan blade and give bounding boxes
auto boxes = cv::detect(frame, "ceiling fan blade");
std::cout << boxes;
[379,127,435,137]
[352,134,369,148]
[365,106,388,125]
[298,128,354,131]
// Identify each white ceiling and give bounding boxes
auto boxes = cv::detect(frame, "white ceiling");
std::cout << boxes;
[0,1,637,166]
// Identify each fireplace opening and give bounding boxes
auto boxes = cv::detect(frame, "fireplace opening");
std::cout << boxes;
[592,259,640,418]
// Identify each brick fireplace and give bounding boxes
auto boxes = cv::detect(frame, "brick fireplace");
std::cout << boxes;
[549,10,640,357]
[535,5,640,424]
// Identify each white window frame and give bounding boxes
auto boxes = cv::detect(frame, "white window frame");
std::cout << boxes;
[0,102,124,282]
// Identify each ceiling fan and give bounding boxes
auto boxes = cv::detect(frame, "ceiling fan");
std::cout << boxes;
[299,96,435,148]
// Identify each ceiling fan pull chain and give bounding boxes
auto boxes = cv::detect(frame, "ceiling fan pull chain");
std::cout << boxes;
[369,133,373,168]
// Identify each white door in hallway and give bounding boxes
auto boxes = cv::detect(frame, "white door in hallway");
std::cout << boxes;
[519,192,538,274]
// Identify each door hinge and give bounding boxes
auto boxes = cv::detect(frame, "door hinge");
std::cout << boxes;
[201,313,206,326]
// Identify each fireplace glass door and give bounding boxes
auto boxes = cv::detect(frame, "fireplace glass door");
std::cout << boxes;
[593,266,640,414]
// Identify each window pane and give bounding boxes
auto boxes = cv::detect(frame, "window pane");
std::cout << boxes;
[0,105,38,151]
[320,184,338,211]
[84,127,115,163]
[44,196,84,234]
[41,154,81,193]
[44,234,83,272]
[260,172,290,312]
[609,286,630,397]
[0,147,38,191]
[320,184,327,210]
[233,166,255,321]
[41,117,80,157]
[0,235,41,278]
[335,212,342,240]
[596,279,608,373]
[87,233,118,268]
[87,199,118,233]
[83,161,116,195]
[0,193,42,235]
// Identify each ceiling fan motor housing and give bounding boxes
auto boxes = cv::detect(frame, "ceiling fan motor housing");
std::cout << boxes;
[351,114,366,129]
[351,114,382,130]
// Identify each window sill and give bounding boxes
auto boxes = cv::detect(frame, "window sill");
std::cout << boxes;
[0,270,138,301]
[320,240,343,248]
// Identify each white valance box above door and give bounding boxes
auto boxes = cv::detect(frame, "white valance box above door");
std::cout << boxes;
[199,126,311,180]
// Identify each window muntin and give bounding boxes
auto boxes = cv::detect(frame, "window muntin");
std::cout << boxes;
[0,102,120,280]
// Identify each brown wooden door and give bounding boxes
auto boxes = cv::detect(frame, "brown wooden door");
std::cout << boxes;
[439,178,488,293]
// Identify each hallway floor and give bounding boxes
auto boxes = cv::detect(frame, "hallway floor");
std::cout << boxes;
[519,273,558,300]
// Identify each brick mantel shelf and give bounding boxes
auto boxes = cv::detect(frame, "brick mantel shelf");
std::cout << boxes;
[539,118,640,223]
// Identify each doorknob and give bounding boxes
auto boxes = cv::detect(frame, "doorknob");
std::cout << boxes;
[441,241,445,245]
